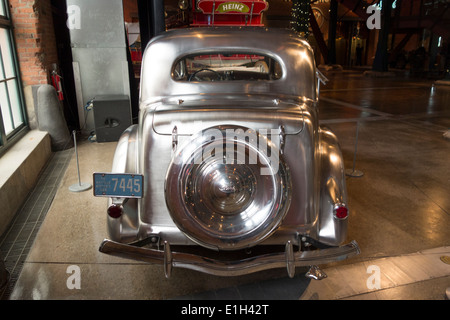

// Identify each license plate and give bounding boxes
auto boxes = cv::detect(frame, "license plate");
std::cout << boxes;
[93,173,143,198]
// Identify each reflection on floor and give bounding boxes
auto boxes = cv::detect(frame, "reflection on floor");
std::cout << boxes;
[1,70,450,300]
[0,149,72,299]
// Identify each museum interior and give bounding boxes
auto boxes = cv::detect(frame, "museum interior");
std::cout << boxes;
[0,0,449,303]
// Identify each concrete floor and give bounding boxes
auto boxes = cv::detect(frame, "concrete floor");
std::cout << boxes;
[2,70,450,300]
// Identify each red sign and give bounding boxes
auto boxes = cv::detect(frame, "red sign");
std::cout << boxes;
[192,0,269,26]
[197,0,268,15]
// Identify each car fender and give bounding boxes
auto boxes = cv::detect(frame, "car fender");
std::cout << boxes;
[107,124,140,243]
[317,126,348,246]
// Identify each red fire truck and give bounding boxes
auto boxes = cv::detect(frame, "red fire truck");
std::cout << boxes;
[129,1,269,75]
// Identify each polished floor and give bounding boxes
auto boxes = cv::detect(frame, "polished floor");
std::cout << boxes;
[1,69,450,300]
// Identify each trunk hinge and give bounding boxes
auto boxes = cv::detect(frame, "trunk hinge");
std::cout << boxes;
[279,125,286,154]
[172,125,178,152]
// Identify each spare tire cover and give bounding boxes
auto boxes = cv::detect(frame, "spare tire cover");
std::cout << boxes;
[165,125,291,250]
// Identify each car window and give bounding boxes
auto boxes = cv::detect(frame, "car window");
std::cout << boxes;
[172,52,282,82]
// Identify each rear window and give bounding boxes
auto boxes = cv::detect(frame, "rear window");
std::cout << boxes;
[172,52,282,82]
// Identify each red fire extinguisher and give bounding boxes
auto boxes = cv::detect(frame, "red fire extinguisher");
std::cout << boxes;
[51,70,64,101]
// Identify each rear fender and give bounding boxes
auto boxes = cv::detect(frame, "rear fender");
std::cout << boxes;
[317,126,348,246]
[107,125,140,243]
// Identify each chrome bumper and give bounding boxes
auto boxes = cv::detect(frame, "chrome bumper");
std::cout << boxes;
[99,239,360,278]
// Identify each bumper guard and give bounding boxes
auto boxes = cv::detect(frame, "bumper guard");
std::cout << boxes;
[99,239,360,278]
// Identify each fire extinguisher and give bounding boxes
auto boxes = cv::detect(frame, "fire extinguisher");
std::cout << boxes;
[51,69,64,101]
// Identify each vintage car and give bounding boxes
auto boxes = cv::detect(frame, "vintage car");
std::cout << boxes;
[94,27,360,279]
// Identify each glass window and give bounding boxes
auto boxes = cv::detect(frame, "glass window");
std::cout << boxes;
[0,81,12,134]
[0,28,16,79]
[0,0,27,152]
[0,1,5,17]
[173,52,282,82]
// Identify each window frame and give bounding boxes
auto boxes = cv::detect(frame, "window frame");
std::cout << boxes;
[0,0,28,156]
[172,51,283,82]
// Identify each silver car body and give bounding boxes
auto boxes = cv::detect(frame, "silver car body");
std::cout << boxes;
[98,27,359,278]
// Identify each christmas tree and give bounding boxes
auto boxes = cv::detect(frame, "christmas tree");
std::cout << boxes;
[291,0,310,37]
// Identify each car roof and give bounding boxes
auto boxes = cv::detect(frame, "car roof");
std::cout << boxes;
[140,27,317,105]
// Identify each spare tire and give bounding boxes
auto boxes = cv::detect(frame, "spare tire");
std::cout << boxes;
[165,125,291,250]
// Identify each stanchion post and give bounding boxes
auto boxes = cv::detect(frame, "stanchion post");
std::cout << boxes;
[346,121,364,178]
[69,130,92,192]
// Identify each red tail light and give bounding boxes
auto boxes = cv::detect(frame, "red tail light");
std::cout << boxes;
[107,204,123,219]
[334,204,348,220]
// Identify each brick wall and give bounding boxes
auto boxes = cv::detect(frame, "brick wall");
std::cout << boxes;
[123,0,138,22]
[8,0,59,128]
[9,0,58,86]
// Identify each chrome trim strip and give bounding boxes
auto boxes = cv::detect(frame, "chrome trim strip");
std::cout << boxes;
[99,239,360,278]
